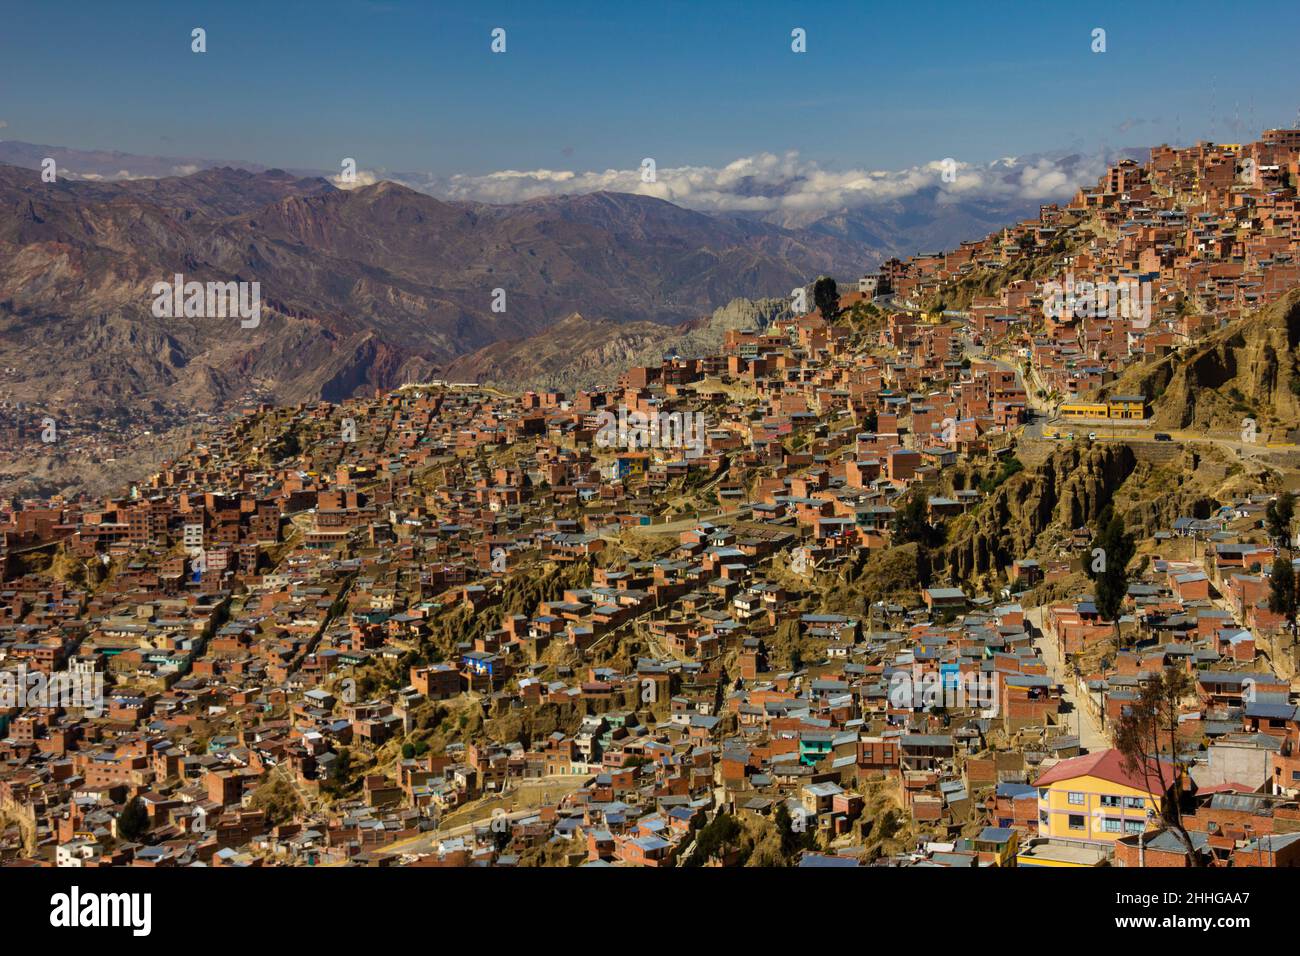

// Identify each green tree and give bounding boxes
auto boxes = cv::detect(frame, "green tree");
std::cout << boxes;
[1087,510,1135,644]
[775,802,815,860]
[492,820,512,852]
[1266,492,1295,550]
[323,747,353,796]
[686,812,745,867]
[812,276,840,321]
[117,796,150,842]
[892,492,933,547]
[1268,555,1298,635]
[1113,666,1203,865]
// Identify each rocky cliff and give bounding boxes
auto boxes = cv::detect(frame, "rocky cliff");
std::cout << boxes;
[942,443,1139,582]
[1105,289,1300,438]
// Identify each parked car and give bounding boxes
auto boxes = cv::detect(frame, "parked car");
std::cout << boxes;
[1154,433,1172,442]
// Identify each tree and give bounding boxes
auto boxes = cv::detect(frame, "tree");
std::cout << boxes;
[1113,666,1204,865]
[812,276,839,321]
[892,492,934,547]
[1087,509,1135,644]
[492,822,512,852]
[1268,555,1298,635]
[685,811,746,866]
[1266,492,1295,550]
[323,746,353,796]
[774,802,815,860]
[117,796,150,842]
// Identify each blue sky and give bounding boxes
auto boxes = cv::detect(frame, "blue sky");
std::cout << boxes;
[2,0,1297,176]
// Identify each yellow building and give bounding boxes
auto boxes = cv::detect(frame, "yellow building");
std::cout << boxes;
[1058,401,1110,421]
[1059,395,1148,422]
[1016,837,1112,868]
[971,826,1020,866]
[1032,749,1169,844]
[1106,394,1149,420]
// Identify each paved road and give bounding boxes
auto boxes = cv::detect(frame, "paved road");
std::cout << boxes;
[377,808,534,860]
[958,335,1053,435]
[376,782,586,860]
[1026,606,1111,752]
[963,335,1297,462]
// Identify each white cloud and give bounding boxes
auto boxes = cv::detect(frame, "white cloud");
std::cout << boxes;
[404,150,1105,220]
[71,168,152,182]
[332,168,381,190]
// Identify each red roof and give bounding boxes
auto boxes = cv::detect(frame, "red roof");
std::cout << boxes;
[1196,782,1257,795]
[1032,748,1173,795]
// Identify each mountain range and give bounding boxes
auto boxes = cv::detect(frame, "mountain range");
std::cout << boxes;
[0,162,859,422]
[0,139,1132,425]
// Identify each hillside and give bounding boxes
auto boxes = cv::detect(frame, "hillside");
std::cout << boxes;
[1103,289,1300,439]
[0,167,863,421]
[444,297,792,391]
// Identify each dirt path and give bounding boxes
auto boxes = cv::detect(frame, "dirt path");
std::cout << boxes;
[1026,606,1110,752]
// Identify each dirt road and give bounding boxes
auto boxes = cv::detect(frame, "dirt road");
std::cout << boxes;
[1026,606,1110,752]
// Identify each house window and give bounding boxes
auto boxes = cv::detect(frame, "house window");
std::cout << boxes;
[1039,812,1048,826]
[1068,814,1086,830]
[1100,795,1121,807]
[1124,820,1145,834]
[1068,791,1084,805]
[1123,797,1145,809]
[1103,818,1122,833]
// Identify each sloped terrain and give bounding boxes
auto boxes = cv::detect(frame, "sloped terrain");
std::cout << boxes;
[0,166,862,419]
[1104,289,1300,438]
[444,297,793,391]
